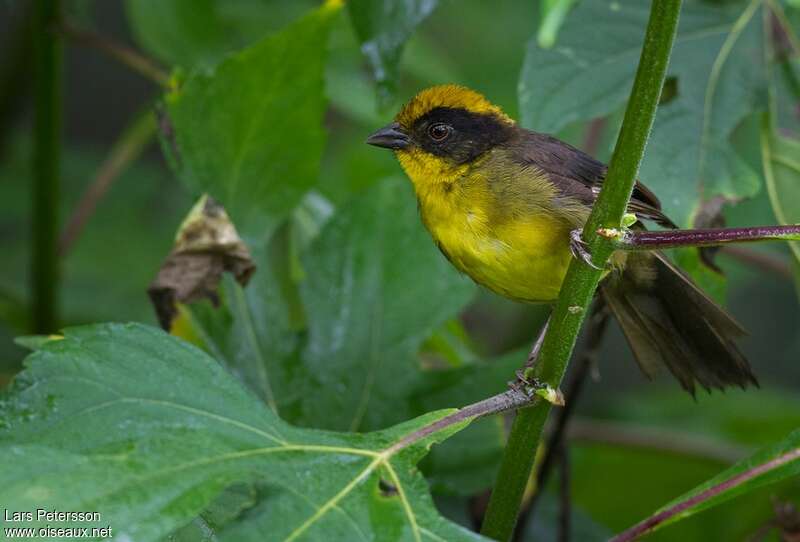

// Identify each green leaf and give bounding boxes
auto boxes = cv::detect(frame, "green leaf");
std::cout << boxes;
[168,484,258,542]
[612,429,800,539]
[761,126,800,263]
[519,0,767,226]
[297,179,476,430]
[0,323,486,542]
[185,179,476,432]
[13,334,59,351]
[164,3,340,239]
[347,0,439,108]
[420,318,481,369]
[124,0,315,69]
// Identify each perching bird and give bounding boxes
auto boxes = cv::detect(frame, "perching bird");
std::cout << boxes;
[366,84,757,394]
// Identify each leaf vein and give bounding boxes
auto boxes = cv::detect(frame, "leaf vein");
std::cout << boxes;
[77,397,288,446]
[232,284,279,414]
[384,461,421,542]
[697,0,762,184]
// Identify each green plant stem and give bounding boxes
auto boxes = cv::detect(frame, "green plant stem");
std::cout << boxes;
[514,303,609,541]
[32,0,62,333]
[480,0,683,539]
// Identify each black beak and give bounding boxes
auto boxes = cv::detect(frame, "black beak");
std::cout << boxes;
[366,122,410,150]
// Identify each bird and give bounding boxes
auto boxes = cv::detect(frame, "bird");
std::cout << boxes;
[366,84,757,394]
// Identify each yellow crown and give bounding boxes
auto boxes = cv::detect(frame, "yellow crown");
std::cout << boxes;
[395,85,513,128]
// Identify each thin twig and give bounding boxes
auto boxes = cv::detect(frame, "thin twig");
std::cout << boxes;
[378,318,571,458]
[469,490,492,532]
[566,419,751,464]
[606,224,800,250]
[59,111,156,256]
[386,388,536,456]
[56,21,170,87]
[582,117,607,157]
[720,245,793,279]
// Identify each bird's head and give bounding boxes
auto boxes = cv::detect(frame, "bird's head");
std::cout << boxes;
[366,85,515,187]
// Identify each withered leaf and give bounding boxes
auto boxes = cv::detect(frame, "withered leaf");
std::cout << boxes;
[148,195,255,330]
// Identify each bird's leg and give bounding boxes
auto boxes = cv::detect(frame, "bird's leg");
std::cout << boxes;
[525,316,550,368]
[509,317,550,392]
[569,229,603,270]
[508,317,566,406]
[600,224,800,251]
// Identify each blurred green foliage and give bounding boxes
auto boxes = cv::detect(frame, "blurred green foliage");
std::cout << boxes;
[0,0,799,540]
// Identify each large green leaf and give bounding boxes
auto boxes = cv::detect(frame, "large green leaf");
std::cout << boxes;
[520,0,767,226]
[164,3,339,239]
[610,429,800,540]
[0,323,486,542]
[124,0,315,69]
[348,0,439,108]
[296,178,476,430]
[186,178,476,432]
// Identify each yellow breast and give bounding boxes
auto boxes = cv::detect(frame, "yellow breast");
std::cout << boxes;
[399,149,575,303]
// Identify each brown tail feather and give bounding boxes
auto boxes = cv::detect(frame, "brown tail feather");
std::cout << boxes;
[601,252,758,395]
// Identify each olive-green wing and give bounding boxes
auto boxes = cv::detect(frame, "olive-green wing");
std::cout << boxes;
[511,129,677,228]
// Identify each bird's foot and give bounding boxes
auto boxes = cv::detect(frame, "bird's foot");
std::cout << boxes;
[509,370,565,405]
[509,369,537,393]
[516,369,537,387]
[569,229,602,270]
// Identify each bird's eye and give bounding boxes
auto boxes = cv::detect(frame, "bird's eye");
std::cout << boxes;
[428,123,452,141]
